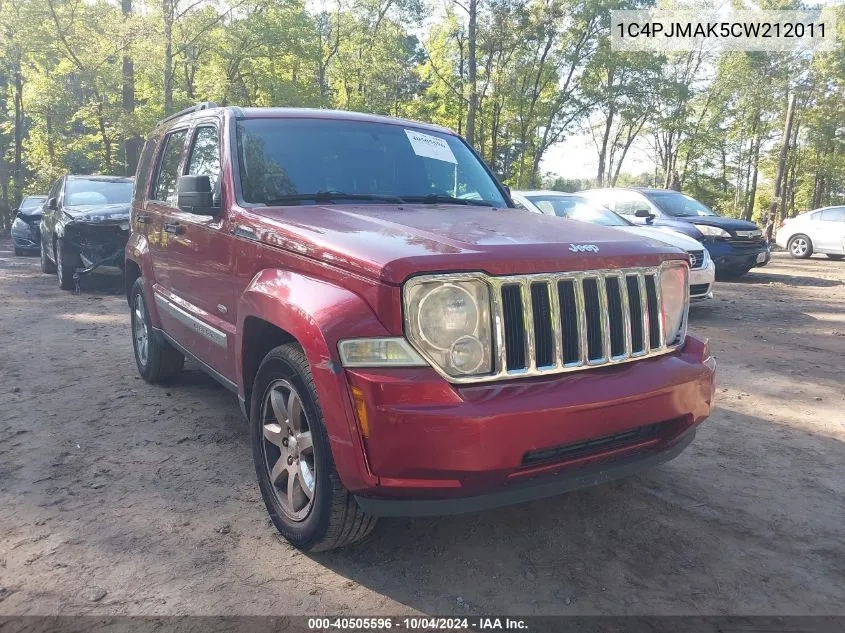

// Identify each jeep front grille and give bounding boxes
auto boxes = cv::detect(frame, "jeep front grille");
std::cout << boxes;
[489,267,685,380]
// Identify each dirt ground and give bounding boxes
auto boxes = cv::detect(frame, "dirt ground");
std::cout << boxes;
[1,236,843,617]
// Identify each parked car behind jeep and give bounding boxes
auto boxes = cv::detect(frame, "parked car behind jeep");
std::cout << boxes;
[579,188,769,279]
[40,175,134,290]
[512,190,716,301]
[126,104,716,551]
[11,195,47,255]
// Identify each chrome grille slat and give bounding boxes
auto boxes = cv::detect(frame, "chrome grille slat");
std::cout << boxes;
[520,279,536,372]
[618,274,633,358]
[549,279,564,370]
[488,266,686,382]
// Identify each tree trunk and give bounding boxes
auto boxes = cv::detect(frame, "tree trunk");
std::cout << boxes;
[122,0,141,175]
[765,94,796,241]
[744,136,760,221]
[596,106,615,187]
[12,55,24,206]
[163,0,173,114]
[464,0,477,146]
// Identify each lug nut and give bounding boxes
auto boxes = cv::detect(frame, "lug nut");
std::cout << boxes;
[287,456,294,465]
[282,438,288,446]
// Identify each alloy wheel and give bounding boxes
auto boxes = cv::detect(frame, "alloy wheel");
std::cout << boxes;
[133,293,149,368]
[260,379,316,521]
[791,237,808,257]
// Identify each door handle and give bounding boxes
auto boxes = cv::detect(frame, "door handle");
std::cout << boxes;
[164,222,183,235]
[136,214,150,224]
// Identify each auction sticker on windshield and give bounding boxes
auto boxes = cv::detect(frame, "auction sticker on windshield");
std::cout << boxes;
[405,129,457,164]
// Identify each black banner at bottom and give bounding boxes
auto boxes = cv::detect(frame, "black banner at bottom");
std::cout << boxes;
[1,617,844,633]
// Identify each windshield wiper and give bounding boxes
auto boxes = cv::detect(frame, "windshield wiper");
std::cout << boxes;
[403,194,498,207]
[263,191,406,205]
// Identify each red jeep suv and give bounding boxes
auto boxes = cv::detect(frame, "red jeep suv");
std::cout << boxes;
[126,103,716,551]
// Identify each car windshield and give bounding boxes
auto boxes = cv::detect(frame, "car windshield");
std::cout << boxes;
[19,196,46,212]
[645,191,718,217]
[65,178,133,207]
[236,118,507,207]
[526,195,630,227]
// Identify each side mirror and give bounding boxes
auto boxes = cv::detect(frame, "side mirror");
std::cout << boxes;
[634,208,655,224]
[177,175,216,215]
[48,197,58,211]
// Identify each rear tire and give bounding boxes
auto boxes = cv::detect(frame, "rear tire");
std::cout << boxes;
[826,254,844,261]
[56,238,79,290]
[788,234,813,259]
[130,278,185,382]
[40,240,56,273]
[251,343,376,551]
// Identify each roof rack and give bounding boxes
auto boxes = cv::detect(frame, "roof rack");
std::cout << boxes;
[157,101,218,126]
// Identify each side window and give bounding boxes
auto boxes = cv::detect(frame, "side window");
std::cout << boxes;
[611,192,650,217]
[186,126,221,199]
[134,137,159,202]
[152,130,188,204]
[820,208,845,222]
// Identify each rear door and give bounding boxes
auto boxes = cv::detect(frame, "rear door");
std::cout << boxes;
[146,127,189,290]
[814,208,845,253]
[158,120,237,381]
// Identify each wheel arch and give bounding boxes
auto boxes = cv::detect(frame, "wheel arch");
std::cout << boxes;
[237,269,389,492]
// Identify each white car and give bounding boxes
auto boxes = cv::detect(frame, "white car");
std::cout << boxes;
[775,206,845,260]
[512,190,716,301]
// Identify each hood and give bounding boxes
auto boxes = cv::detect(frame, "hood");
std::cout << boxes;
[618,226,705,251]
[64,203,130,222]
[246,204,687,284]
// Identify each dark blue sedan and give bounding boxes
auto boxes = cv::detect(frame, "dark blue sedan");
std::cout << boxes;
[579,188,770,279]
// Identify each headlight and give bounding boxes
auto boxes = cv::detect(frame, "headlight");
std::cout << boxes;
[405,276,493,377]
[660,261,689,346]
[338,338,427,367]
[12,217,29,234]
[693,224,731,238]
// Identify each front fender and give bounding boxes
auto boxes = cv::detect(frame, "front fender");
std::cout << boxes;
[237,269,391,492]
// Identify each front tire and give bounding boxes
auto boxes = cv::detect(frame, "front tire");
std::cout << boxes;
[130,278,184,382]
[788,234,813,259]
[251,343,376,551]
[56,238,79,290]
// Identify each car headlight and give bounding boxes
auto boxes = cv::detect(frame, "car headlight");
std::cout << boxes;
[404,276,493,377]
[12,217,29,234]
[660,261,689,346]
[693,224,731,238]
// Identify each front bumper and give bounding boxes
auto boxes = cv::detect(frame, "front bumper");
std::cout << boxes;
[705,239,770,271]
[689,259,715,300]
[344,334,715,513]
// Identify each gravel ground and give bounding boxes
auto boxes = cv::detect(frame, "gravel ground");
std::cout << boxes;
[1,237,843,616]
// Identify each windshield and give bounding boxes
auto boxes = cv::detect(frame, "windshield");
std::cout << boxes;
[19,196,46,212]
[645,191,718,217]
[236,118,507,207]
[65,179,133,207]
[526,195,630,227]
